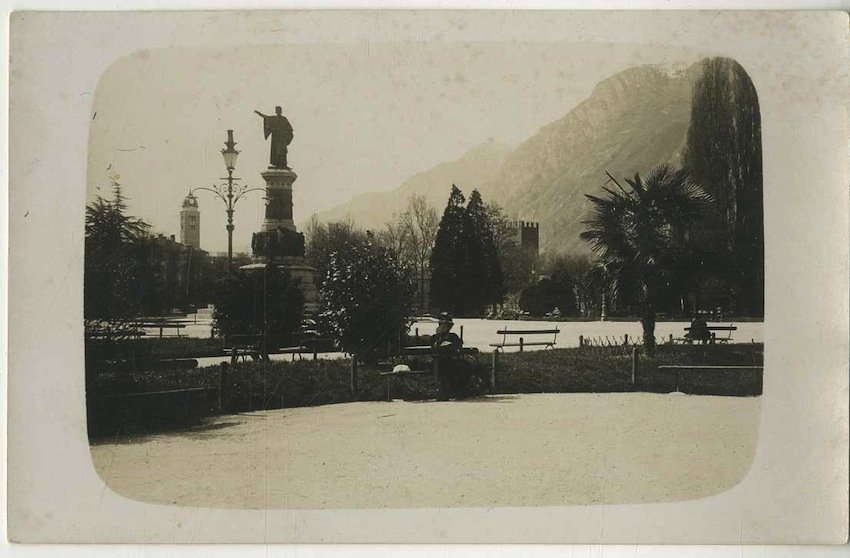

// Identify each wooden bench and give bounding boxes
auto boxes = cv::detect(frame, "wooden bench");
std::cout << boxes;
[489,328,559,352]
[674,324,737,345]
[223,334,268,365]
[380,345,479,400]
[134,320,188,339]
[278,336,334,361]
[379,366,435,401]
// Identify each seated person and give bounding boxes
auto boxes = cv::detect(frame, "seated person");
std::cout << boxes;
[430,312,463,399]
[430,312,462,353]
[685,316,711,343]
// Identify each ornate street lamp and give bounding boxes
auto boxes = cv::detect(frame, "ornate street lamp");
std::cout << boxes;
[193,129,265,270]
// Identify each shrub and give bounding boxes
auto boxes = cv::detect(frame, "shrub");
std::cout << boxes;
[212,266,303,347]
[320,240,414,362]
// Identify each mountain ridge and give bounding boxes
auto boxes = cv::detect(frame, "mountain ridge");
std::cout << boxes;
[311,61,703,253]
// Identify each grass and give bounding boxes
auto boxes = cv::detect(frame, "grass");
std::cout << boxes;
[496,343,762,396]
[87,343,763,439]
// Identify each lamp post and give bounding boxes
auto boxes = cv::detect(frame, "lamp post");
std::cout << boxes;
[193,129,265,270]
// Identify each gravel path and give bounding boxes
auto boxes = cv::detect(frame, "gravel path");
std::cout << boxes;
[91,393,760,509]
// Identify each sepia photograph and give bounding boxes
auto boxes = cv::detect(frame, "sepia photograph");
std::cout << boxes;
[84,39,766,510]
[7,9,848,543]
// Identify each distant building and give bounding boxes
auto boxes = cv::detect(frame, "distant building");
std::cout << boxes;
[180,191,200,249]
[145,233,209,313]
[508,220,539,257]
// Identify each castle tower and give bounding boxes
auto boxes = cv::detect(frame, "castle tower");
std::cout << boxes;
[509,220,540,257]
[180,191,200,249]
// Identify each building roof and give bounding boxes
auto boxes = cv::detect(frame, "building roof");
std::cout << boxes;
[182,191,199,209]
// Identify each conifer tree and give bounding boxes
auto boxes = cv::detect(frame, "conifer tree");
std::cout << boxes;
[465,189,504,312]
[684,57,763,316]
[429,185,466,313]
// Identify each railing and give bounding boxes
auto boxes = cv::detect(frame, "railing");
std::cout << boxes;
[578,334,646,356]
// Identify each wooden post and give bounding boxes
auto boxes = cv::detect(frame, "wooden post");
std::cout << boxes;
[415,327,419,338]
[460,325,464,343]
[579,335,584,347]
[631,347,638,385]
[218,362,228,412]
[312,342,318,361]
[491,350,498,393]
[519,337,524,352]
[623,333,629,346]
[350,356,359,392]
[669,333,673,345]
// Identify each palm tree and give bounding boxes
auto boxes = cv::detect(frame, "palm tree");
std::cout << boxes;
[580,165,712,355]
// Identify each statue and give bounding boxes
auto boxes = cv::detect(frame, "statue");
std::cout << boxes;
[254,106,294,169]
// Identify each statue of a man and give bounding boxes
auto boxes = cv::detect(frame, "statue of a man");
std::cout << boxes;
[254,106,294,169]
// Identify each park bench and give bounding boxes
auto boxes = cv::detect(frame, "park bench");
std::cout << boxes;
[380,345,479,401]
[673,323,737,345]
[489,327,559,352]
[223,334,269,365]
[278,336,335,361]
[134,320,188,338]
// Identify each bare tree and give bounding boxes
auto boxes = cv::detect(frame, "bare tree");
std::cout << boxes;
[408,195,439,309]
[379,217,413,269]
[380,194,438,311]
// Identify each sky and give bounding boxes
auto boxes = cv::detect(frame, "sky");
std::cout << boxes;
[87,41,703,253]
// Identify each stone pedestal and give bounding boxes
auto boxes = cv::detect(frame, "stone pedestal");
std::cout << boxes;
[261,168,297,232]
[251,166,320,316]
[281,257,321,315]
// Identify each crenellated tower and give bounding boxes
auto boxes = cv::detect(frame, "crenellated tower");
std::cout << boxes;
[508,220,540,257]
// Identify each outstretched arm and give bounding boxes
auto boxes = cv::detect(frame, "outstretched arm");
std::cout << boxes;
[253,110,266,118]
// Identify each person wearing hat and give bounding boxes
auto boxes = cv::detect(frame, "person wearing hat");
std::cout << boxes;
[430,312,463,400]
[685,315,711,344]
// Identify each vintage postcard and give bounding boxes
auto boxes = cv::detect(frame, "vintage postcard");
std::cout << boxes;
[7,10,848,543]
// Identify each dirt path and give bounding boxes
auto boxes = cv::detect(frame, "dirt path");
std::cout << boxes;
[90,393,760,509]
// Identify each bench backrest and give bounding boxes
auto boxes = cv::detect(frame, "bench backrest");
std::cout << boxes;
[495,328,559,346]
[496,329,560,335]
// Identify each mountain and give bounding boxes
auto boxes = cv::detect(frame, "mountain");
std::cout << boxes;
[313,62,702,253]
[495,63,700,253]
[309,139,511,230]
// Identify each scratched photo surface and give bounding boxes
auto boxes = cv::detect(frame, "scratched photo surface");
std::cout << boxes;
[84,36,764,511]
[8,10,846,543]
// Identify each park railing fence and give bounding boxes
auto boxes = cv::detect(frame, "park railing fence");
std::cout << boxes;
[578,334,647,357]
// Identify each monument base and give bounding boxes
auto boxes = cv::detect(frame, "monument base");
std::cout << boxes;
[252,165,321,317]
[278,257,321,316]
[281,260,321,317]
[241,258,320,317]
[261,167,297,232]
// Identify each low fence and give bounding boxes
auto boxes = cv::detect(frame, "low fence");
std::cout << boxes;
[578,334,645,356]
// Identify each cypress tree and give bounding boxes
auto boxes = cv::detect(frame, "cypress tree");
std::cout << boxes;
[429,185,467,313]
[465,189,504,313]
[683,57,763,316]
